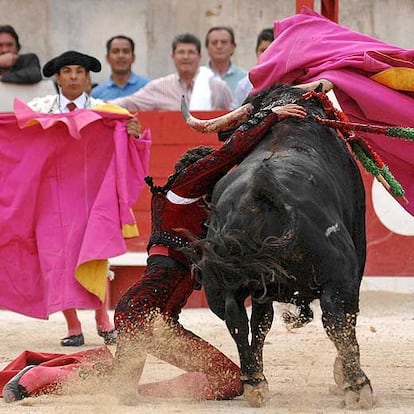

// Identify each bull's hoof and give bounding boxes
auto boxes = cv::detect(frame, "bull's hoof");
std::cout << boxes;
[243,381,270,407]
[344,383,374,409]
[328,385,345,396]
[358,383,375,409]
[282,309,313,330]
[333,356,345,388]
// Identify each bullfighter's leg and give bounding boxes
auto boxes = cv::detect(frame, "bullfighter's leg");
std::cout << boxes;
[1,347,113,402]
[95,291,117,345]
[320,284,373,409]
[61,309,84,346]
[138,319,242,400]
[114,257,242,400]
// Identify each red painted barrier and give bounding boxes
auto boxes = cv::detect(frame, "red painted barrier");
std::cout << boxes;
[362,170,414,277]
[108,111,414,308]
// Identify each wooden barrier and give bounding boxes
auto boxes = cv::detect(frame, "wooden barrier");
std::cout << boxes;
[108,111,414,308]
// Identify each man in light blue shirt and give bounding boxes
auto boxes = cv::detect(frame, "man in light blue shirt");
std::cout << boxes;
[230,28,274,109]
[205,26,247,96]
[92,35,150,100]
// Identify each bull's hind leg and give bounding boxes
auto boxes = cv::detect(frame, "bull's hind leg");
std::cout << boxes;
[320,288,373,409]
[282,300,314,329]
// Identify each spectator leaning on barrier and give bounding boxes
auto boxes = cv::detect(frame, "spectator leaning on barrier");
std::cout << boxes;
[110,32,232,111]
[91,35,150,100]
[0,25,41,84]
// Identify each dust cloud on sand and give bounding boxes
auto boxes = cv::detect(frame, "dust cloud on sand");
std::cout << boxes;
[1,290,413,413]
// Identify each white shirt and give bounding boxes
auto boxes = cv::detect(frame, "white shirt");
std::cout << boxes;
[27,93,103,114]
[59,93,89,112]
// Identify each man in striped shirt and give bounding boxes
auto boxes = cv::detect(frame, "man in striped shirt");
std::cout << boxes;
[110,33,232,111]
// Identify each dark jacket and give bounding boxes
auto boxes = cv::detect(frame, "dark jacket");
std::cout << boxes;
[1,53,42,84]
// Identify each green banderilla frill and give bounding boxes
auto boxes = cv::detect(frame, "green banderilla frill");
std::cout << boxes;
[312,114,409,203]
[386,126,414,141]
[350,141,405,199]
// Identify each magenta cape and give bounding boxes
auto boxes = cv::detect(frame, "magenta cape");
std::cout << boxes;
[250,7,414,214]
[0,101,151,318]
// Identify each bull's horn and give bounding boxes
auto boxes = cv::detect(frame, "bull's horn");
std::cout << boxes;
[181,95,253,133]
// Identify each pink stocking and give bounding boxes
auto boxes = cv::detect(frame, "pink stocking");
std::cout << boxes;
[19,365,76,396]
[95,291,114,332]
[62,309,82,336]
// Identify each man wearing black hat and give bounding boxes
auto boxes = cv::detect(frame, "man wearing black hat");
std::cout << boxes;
[28,51,103,113]
[26,50,142,347]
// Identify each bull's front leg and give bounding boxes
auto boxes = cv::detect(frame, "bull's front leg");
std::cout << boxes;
[224,293,251,376]
[320,287,373,409]
[242,299,274,407]
[224,293,274,407]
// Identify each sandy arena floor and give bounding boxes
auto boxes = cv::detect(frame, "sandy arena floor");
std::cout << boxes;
[0,290,413,414]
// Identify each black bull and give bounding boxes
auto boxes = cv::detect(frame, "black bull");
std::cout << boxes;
[196,85,373,408]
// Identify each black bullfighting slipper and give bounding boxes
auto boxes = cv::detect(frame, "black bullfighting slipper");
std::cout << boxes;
[60,333,85,346]
[2,364,37,403]
[97,329,118,345]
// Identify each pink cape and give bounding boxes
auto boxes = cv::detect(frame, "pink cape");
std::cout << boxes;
[0,100,151,318]
[249,7,414,214]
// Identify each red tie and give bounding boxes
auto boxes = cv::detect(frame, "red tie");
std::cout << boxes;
[66,102,77,112]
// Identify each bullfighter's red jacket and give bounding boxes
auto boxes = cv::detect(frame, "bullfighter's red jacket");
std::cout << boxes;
[147,110,280,265]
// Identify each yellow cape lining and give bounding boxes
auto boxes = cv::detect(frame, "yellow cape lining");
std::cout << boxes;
[370,68,414,92]
[75,259,108,302]
[74,223,139,301]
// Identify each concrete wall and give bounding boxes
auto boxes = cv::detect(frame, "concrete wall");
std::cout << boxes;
[1,0,413,84]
